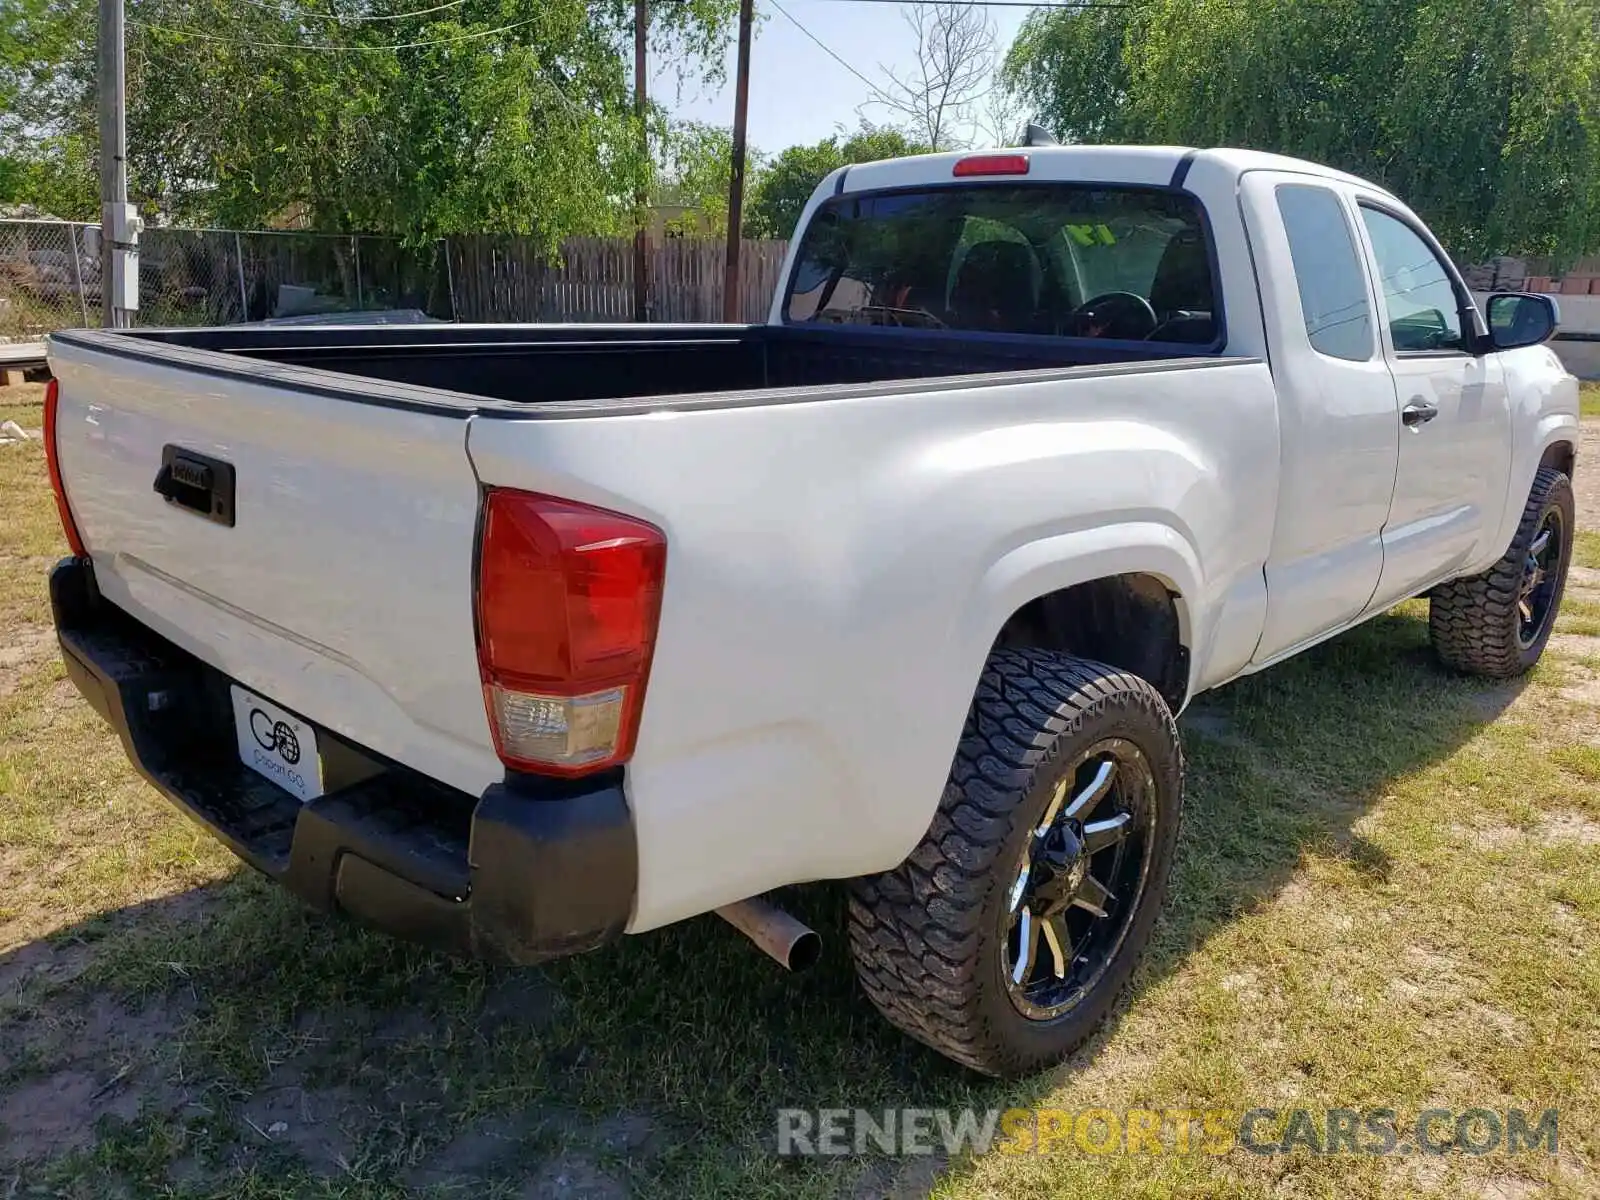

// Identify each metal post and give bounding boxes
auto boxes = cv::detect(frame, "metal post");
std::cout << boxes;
[353,236,364,310]
[68,224,90,327]
[722,0,754,323]
[97,0,136,327]
[234,232,248,319]
[442,238,458,321]
[632,0,649,322]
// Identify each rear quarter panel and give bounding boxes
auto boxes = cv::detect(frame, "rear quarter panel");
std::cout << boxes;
[468,359,1279,931]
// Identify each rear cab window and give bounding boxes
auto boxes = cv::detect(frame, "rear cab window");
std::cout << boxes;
[784,185,1222,346]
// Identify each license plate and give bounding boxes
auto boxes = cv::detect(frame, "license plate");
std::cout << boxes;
[230,686,324,803]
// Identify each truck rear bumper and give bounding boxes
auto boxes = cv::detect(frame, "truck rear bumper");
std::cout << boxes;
[50,557,637,963]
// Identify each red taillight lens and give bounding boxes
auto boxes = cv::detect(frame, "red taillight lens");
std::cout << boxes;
[43,378,87,558]
[953,153,1030,177]
[475,490,666,777]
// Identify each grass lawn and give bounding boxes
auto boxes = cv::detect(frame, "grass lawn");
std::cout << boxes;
[1582,381,1600,420]
[0,380,1597,1198]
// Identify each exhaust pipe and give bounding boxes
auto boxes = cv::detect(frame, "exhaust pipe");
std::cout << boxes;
[716,897,822,972]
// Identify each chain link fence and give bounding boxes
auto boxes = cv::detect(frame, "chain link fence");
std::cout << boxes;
[0,220,453,339]
[0,221,97,337]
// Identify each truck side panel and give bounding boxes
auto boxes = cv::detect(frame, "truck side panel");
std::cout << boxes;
[466,358,1280,932]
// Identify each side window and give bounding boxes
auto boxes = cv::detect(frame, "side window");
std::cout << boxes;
[1275,184,1373,361]
[1358,206,1465,352]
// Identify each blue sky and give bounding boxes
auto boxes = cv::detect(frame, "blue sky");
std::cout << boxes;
[657,0,1032,155]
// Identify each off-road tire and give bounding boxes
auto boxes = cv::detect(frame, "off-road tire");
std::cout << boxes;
[847,649,1183,1078]
[1429,467,1574,679]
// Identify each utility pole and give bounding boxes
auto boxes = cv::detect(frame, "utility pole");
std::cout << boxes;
[97,0,138,327]
[632,0,649,323]
[721,0,754,323]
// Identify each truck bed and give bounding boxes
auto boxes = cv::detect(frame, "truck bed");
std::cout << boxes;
[46,316,1272,932]
[87,321,1214,406]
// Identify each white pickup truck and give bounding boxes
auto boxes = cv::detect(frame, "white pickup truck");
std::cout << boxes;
[45,146,1579,1078]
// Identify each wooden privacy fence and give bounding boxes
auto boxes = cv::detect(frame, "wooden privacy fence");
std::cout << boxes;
[2,221,789,335]
[447,236,790,324]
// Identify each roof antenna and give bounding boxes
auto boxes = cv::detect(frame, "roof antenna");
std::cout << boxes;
[1023,124,1059,147]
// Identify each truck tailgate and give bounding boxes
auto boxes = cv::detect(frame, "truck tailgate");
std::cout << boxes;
[48,332,501,797]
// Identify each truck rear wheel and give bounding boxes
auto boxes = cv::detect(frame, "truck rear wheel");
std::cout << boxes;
[847,649,1183,1078]
[1429,467,1574,679]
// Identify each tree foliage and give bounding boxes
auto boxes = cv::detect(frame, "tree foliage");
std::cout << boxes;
[1,0,90,214]
[1003,0,1600,261]
[1,0,735,245]
[654,120,758,237]
[652,122,936,241]
[744,124,927,239]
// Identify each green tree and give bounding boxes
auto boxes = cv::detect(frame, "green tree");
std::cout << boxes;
[0,0,95,214]
[744,124,927,239]
[653,120,763,237]
[999,3,1135,145]
[1002,0,1600,262]
[2,0,736,245]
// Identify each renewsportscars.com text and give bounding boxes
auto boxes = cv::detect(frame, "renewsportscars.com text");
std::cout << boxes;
[776,1107,1559,1158]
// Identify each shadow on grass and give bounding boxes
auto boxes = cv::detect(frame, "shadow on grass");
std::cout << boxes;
[0,608,1531,1199]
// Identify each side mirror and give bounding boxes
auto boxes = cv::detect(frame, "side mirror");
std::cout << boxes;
[1485,292,1559,351]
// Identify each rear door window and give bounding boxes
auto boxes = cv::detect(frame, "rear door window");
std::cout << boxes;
[1275,184,1374,361]
[784,185,1221,345]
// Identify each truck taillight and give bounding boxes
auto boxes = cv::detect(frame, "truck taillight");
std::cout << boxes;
[475,490,666,778]
[43,378,87,558]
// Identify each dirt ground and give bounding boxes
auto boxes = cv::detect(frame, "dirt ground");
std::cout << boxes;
[1578,421,1600,528]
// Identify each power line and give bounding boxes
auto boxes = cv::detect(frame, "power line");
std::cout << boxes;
[227,0,471,21]
[765,0,894,102]
[129,12,542,48]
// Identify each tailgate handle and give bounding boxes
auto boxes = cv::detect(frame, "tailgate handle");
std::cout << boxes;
[154,446,236,527]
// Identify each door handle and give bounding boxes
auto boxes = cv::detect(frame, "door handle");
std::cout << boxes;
[1401,400,1439,428]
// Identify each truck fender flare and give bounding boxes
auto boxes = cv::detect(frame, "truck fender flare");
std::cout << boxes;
[961,521,1202,658]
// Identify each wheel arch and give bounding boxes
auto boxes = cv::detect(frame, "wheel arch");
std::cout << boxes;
[967,523,1201,713]
[1539,438,1576,480]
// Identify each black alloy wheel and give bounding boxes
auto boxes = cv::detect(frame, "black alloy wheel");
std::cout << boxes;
[1001,738,1157,1021]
